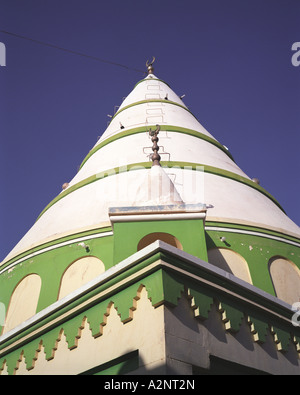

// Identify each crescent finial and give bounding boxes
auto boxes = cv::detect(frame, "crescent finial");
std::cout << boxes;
[146,57,155,74]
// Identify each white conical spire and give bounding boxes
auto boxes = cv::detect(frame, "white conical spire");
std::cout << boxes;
[133,165,183,206]
[2,68,299,264]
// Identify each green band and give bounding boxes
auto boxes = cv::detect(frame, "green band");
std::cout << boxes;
[205,221,300,244]
[79,125,235,170]
[36,161,284,222]
[133,77,171,89]
[110,99,197,122]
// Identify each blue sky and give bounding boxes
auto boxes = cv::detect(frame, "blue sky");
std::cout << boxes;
[0,0,299,261]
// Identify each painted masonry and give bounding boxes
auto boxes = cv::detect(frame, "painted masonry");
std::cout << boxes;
[1,62,300,375]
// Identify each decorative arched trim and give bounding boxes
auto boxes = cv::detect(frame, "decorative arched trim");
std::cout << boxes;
[2,274,41,334]
[269,256,300,305]
[207,247,252,284]
[58,256,105,300]
[137,232,183,251]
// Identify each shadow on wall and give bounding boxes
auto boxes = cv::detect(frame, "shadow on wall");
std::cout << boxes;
[205,233,253,285]
[79,349,270,376]
[137,233,183,251]
[206,247,234,275]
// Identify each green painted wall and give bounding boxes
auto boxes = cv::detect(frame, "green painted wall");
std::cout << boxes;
[0,229,114,327]
[0,217,299,338]
[1,263,300,375]
[112,218,207,265]
[205,223,300,296]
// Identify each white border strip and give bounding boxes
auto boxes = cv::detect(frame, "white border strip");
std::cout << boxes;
[205,226,300,248]
[0,231,113,275]
[110,213,206,223]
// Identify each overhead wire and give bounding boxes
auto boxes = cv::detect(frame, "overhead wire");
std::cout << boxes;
[0,29,146,74]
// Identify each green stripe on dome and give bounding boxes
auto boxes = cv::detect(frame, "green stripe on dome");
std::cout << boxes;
[79,125,235,170]
[205,221,300,244]
[110,99,197,122]
[0,225,113,271]
[133,77,171,89]
[3,219,298,276]
[36,161,285,222]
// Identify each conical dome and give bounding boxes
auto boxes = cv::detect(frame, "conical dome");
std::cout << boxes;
[2,71,299,264]
[1,67,300,376]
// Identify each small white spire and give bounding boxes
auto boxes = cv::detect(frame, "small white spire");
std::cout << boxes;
[133,165,183,206]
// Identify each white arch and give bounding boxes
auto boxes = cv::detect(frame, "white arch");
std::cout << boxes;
[3,274,41,334]
[207,248,252,284]
[58,256,105,300]
[137,232,183,251]
[269,257,300,305]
